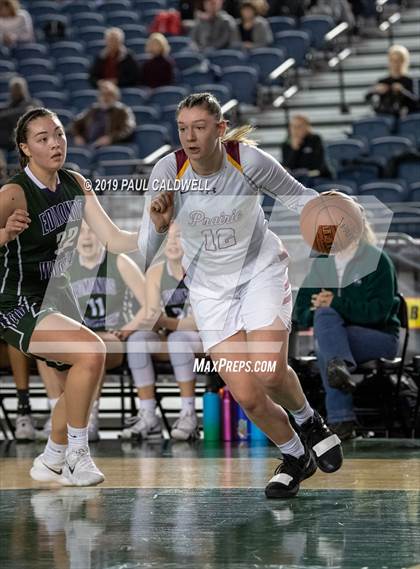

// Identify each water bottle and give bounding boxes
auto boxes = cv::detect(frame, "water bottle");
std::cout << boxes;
[222,388,233,441]
[203,389,221,441]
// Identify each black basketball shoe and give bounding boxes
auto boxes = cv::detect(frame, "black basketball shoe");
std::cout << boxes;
[299,411,343,473]
[265,442,317,499]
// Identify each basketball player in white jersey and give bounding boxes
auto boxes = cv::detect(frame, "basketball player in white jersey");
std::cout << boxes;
[138,93,343,499]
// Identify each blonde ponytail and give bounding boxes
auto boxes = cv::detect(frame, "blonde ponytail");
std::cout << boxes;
[222,124,259,146]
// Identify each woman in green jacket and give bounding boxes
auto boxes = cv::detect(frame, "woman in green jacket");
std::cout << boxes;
[294,218,400,439]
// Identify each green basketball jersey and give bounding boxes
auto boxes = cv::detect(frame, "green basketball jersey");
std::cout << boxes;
[70,252,135,331]
[0,168,85,297]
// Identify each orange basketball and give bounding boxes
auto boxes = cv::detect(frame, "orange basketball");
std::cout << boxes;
[300,191,363,254]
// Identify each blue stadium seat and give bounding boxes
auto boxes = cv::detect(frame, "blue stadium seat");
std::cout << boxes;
[50,41,85,59]
[94,145,136,163]
[126,38,147,55]
[18,58,54,76]
[325,139,365,172]
[71,12,105,28]
[71,89,98,112]
[27,75,62,94]
[132,0,166,11]
[12,43,48,60]
[134,125,170,159]
[370,136,413,163]
[62,1,96,15]
[358,181,407,203]
[315,182,356,195]
[221,66,258,105]
[0,61,15,73]
[119,23,148,40]
[337,164,381,186]
[172,52,204,71]
[181,68,219,88]
[132,105,160,124]
[167,36,192,53]
[397,160,420,186]
[97,0,132,13]
[274,31,310,67]
[86,40,107,56]
[29,1,60,18]
[0,73,16,95]
[248,47,286,84]
[268,16,296,34]
[160,104,179,145]
[149,86,188,108]
[300,15,334,50]
[408,182,420,201]
[352,117,391,144]
[120,88,148,107]
[63,73,91,93]
[77,26,107,44]
[37,91,68,109]
[106,11,140,26]
[398,114,420,148]
[207,49,246,69]
[140,9,161,25]
[54,109,75,128]
[66,147,93,175]
[55,56,90,76]
[195,83,232,105]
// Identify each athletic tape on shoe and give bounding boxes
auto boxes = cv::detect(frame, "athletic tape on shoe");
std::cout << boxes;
[312,434,341,457]
[269,473,293,486]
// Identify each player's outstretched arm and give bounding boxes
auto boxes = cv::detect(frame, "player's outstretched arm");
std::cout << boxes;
[71,170,139,254]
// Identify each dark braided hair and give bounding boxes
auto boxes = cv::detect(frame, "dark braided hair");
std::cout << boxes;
[14,107,59,168]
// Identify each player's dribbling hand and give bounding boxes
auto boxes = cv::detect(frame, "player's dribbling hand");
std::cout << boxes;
[150,191,174,233]
[4,209,31,242]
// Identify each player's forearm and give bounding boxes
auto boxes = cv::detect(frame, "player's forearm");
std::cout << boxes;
[106,230,138,254]
[0,228,10,247]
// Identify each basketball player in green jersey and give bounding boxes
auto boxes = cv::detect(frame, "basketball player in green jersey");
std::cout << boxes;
[0,107,139,486]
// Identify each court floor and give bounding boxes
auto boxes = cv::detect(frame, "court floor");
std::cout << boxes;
[1,438,419,569]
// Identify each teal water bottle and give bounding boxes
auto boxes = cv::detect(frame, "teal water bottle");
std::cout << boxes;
[203,389,221,441]
[250,421,268,443]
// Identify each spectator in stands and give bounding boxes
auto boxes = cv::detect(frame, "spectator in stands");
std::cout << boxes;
[0,0,34,46]
[366,45,418,118]
[90,27,140,88]
[307,0,355,29]
[121,223,202,442]
[191,0,239,51]
[294,206,400,440]
[282,114,331,181]
[71,80,136,148]
[237,1,273,49]
[0,77,40,151]
[138,33,175,89]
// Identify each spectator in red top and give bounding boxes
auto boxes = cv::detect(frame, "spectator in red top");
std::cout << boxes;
[138,33,175,89]
[90,27,140,88]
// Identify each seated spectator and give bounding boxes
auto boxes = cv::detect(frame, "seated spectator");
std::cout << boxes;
[40,222,147,441]
[0,0,34,46]
[0,77,40,151]
[138,33,175,89]
[294,206,400,440]
[90,27,140,88]
[71,80,136,148]
[282,114,331,181]
[191,0,239,51]
[366,45,418,118]
[238,1,273,49]
[122,223,202,442]
[308,0,355,29]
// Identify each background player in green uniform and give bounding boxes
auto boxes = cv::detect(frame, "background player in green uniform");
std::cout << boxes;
[0,107,138,486]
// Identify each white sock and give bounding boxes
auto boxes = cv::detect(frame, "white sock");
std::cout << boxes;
[181,396,195,413]
[278,432,305,459]
[139,398,157,413]
[290,400,314,426]
[67,424,89,451]
[43,437,67,465]
[49,398,59,411]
